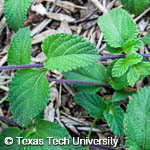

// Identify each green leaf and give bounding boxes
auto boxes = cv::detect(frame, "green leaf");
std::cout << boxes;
[135,62,150,76]
[106,44,123,54]
[112,53,142,77]
[8,69,50,127]
[7,27,32,65]
[74,93,107,119]
[112,90,133,102]
[33,119,83,150]
[111,75,129,90]
[104,106,124,136]
[98,8,138,48]
[0,127,23,150]
[120,0,149,15]
[123,39,142,54]
[127,66,140,87]
[107,60,129,90]
[42,33,99,72]
[0,120,84,150]
[112,59,129,77]
[125,53,143,65]
[142,32,150,45]
[126,86,150,150]
[4,0,32,31]
[64,64,107,93]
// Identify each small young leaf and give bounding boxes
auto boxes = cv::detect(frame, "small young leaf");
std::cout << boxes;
[111,75,129,90]
[104,106,124,136]
[112,59,129,77]
[127,66,140,87]
[74,93,107,119]
[98,8,138,48]
[112,53,142,77]
[0,127,23,150]
[125,53,143,66]
[112,90,133,102]
[123,39,142,54]
[4,0,32,31]
[106,44,123,54]
[135,62,150,76]
[141,32,150,45]
[64,64,108,93]
[120,0,149,15]
[8,27,32,65]
[126,86,150,150]
[42,33,99,72]
[8,69,50,127]
[107,61,129,90]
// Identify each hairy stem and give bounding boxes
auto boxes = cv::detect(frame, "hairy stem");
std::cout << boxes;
[1,53,150,71]
[0,64,44,70]
[47,78,111,88]
[1,53,150,87]
[100,53,150,60]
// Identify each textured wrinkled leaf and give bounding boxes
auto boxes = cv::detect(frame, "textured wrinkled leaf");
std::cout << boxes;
[112,53,142,77]
[17,119,83,150]
[126,86,150,150]
[112,59,129,77]
[98,8,138,48]
[112,90,133,102]
[0,127,23,150]
[123,39,142,54]
[111,75,129,90]
[4,0,32,31]
[74,93,107,119]
[120,0,149,15]
[42,33,99,72]
[64,64,107,93]
[107,61,129,90]
[106,44,123,54]
[127,66,140,87]
[8,69,50,127]
[104,106,124,136]
[0,120,83,150]
[8,27,32,65]
[125,53,143,66]
[142,32,150,45]
[135,62,150,76]
[33,119,83,150]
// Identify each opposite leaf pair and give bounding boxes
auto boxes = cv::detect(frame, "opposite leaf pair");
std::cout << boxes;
[7,28,99,127]
[98,8,150,87]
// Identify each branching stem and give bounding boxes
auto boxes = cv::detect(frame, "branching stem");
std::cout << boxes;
[1,53,150,87]
[1,54,150,71]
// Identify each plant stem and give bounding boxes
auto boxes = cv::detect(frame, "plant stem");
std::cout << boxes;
[100,53,150,60]
[87,118,97,150]
[1,53,150,87]
[47,78,111,88]
[88,118,97,140]
[0,120,8,128]
[1,53,150,71]
[0,64,44,70]
[0,95,8,105]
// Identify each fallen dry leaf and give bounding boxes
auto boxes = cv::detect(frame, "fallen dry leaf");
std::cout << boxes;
[47,12,75,22]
